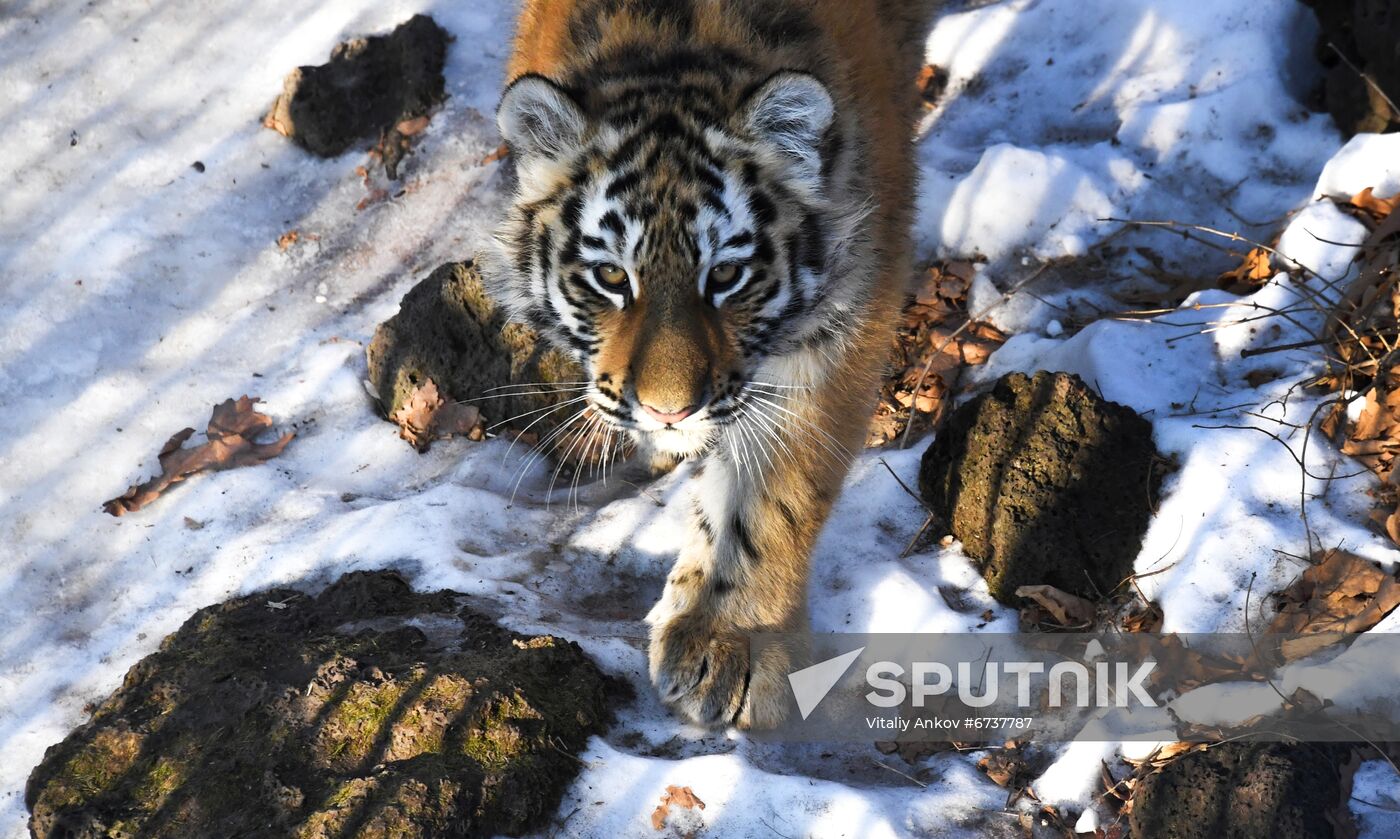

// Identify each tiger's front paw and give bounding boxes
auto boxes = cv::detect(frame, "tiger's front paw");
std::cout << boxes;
[646,603,791,729]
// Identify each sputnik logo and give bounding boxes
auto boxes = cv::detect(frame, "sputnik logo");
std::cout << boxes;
[787,647,865,720]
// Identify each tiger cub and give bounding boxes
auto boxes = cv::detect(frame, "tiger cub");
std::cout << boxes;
[485,0,939,727]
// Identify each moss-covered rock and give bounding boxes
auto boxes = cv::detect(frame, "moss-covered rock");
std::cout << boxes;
[366,260,584,441]
[918,371,1159,604]
[1129,742,1354,838]
[26,571,624,839]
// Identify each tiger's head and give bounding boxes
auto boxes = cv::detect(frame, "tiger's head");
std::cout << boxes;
[486,68,856,457]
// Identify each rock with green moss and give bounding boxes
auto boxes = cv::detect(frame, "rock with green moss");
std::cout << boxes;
[918,371,1159,604]
[26,571,624,838]
[366,260,584,439]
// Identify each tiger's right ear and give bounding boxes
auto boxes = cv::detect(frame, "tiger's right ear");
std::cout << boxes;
[497,75,586,162]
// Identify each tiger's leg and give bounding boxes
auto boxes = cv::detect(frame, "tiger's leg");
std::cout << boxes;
[646,339,884,728]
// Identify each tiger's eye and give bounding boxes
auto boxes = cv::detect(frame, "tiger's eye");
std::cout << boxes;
[709,263,742,292]
[594,264,629,290]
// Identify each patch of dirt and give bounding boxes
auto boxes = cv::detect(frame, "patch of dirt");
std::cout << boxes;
[264,15,449,165]
[918,371,1160,604]
[26,571,624,839]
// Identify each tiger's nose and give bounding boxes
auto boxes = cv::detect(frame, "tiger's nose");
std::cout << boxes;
[640,402,697,425]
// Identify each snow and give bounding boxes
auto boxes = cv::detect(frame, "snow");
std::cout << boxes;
[1,0,1397,836]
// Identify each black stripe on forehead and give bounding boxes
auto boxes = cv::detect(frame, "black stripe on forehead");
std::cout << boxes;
[570,0,697,46]
[579,45,753,87]
[732,0,820,47]
[600,82,726,125]
[599,210,626,237]
[608,112,714,169]
[605,170,643,199]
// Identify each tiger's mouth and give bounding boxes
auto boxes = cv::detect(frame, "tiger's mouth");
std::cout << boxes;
[586,379,783,460]
[584,390,728,457]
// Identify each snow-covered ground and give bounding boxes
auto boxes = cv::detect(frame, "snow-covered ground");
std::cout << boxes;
[2,0,1397,836]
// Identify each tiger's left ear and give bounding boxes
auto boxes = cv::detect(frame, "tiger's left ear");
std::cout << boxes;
[740,71,835,189]
[498,74,587,163]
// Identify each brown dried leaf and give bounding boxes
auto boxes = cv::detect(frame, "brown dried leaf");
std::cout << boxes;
[1268,548,1400,636]
[1349,187,1397,221]
[1383,505,1400,548]
[480,143,510,166]
[395,115,430,137]
[1123,741,1205,770]
[1114,633,1249,692]
[277,230,300,251]
[915,64,949,108]
[103,396,294,516]
[978,749,1028,788]
[1216,247,1274,292]
[390,378,483,452]
[651,785,706,831]
[1121,601,1164,633]
[1016,584,1095,627]
[868,261,1002,448]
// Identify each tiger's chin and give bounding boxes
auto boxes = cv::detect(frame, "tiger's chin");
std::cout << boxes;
[632,424,716,461]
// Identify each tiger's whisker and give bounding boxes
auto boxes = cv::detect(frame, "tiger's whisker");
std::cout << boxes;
[481,380,591,394]
[509,407,589,507]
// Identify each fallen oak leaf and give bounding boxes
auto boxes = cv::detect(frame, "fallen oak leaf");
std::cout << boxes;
[1015,584,1096,627]
[103,396,294,516]
[915,64,949,108]
[1121,600,1164,633]
[1267,548,1400,638]
[1217,247,1274,293]
[650,785,705,832]
[480,143,510,166]
[394,115,430,137]
[977,749,1029,788]
[391,379,444,451]
[1348,186,1397,221]
[389,378,483,452]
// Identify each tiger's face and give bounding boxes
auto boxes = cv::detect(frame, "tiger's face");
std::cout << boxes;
[487,71,841,456]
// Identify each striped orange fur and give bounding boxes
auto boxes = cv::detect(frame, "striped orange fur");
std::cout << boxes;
[485,0,940,727]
